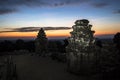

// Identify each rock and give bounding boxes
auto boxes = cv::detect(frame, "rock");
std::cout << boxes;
[66,19,96,75]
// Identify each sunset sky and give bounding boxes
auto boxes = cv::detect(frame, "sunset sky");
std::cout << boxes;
[0,0,120,39]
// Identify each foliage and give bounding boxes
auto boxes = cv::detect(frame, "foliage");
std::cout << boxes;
[66,19,95,75]
[35,28,48,55]
[0,40,35,55]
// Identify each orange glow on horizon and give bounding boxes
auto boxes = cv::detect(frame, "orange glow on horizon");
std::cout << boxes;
[0,30,71,38]
[46,30,71,37]
[0,29,119,38]
[94,30,118,36]
[0,32,37,38]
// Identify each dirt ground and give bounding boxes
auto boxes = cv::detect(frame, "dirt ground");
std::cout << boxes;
[12,55,93,80]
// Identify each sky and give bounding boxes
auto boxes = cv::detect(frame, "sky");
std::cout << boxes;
[0,0,120,39]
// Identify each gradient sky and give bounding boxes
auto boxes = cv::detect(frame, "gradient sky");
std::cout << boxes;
[0,0,120,39]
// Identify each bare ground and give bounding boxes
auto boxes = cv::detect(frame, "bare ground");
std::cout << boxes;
[12,55,92,80]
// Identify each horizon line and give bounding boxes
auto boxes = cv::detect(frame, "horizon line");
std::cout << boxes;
[0,34,115,40]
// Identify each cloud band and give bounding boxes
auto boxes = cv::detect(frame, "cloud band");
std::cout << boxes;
[0,27,71,33]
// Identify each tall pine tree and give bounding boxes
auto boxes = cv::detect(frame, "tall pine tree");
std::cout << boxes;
[35,28,48,55]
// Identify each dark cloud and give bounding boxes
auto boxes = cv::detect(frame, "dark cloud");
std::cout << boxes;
[43,27,71,30]
[0,0,89,15]
[0,0,89,7]
[13,27,41,32]
[0,31,15,33]
[0,0,89,14]
[91,3,108,8]
[113,9,120,14]
[0,8,17,15]
[0,27,71,33]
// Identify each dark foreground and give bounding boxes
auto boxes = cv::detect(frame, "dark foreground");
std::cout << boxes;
[12,55,93,80]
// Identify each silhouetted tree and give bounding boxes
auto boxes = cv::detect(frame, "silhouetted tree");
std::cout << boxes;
[96,39,103,48]
[112,32,120,79]
[0,40,14,53]
[48,41,58,52]
[113,32,120,52]
[56,41,62,52]
[35,28,48,55]
[63,39,69,52]
[15,39,25,50]
[26,41,35,52]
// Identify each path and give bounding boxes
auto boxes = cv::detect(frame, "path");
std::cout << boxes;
[13,55,91,80]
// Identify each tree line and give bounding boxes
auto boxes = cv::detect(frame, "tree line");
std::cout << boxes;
[0,39,68,55]
[0,39,35,53]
